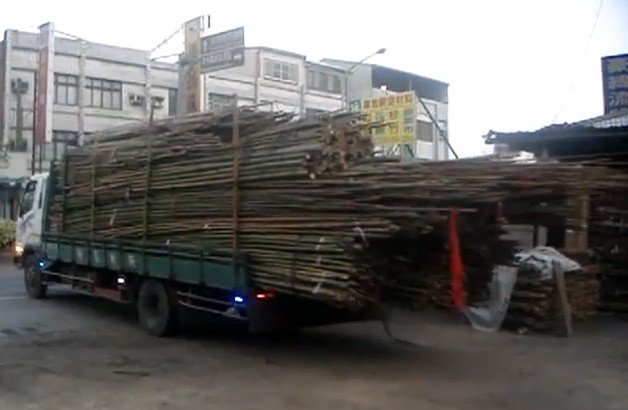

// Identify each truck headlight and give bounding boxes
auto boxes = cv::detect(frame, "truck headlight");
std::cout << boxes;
[14,243,24,257]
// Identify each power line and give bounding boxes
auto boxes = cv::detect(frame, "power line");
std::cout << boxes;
[552,0,604,123]
[150,26,184,54]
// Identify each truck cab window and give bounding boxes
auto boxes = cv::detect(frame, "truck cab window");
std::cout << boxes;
[19,181,37,217]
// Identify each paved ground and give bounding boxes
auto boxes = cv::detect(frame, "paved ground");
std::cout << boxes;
[1,259,627,410]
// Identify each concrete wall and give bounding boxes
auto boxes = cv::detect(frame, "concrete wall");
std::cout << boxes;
[0,29,178,178]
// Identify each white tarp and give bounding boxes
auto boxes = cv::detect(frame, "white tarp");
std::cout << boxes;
[463,265,518,332]
[464,247,581,331]
[515,246,582,281]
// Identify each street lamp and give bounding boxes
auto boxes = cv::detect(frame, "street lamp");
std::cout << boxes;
[344,48,386,107]
[346,48,386,73]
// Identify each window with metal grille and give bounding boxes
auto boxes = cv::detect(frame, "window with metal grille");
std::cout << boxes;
[307,70,341,93]
[263,59,298,83]
[85,78,122,110]
[54,74,78,106]
[417,120,434,142]
[168,88,178,116]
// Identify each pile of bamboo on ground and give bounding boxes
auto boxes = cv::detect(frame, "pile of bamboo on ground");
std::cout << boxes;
[48,108,628,309]
[590,170,628,313]
[504,266,600,332]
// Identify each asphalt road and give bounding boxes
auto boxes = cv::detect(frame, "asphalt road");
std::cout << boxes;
[1,258,627,410]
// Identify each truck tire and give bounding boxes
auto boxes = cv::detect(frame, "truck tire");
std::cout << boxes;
[137,280,178,337]
[23,256,47,299]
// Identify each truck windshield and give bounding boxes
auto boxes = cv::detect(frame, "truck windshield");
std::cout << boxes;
[19,181,37,218]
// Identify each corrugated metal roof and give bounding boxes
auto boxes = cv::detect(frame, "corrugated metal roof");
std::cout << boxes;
[486,110,628,144]
[574,111,628,129]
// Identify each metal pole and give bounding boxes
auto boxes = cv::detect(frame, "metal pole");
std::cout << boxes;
[52,133,57,161]
[417,96,458,160]
[231,94,240,252]
[31,82,36,175]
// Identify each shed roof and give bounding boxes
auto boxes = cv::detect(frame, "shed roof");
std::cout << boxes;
[485,111,628,159]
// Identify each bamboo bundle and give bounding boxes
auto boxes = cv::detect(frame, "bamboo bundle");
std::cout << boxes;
[48,108,628,310]
[589,170,628,313]
[504,266,600,332]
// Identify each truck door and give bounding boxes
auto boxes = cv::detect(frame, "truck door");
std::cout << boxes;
[15,177,46,258]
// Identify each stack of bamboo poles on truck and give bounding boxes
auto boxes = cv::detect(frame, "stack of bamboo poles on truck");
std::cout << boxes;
[48,108,628,309]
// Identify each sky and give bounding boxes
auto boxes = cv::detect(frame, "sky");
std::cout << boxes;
[1,0,627,157]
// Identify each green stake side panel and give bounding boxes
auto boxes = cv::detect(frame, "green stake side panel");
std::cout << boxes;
[42,236,248,291]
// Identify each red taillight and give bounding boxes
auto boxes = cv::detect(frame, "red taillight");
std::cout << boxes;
[254,290,275,300]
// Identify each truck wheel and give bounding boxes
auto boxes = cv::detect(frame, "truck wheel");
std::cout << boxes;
[24,256,47,299]
[137,280,178,337]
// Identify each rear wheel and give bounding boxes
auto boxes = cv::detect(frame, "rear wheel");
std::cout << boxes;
[24,255,47,299]
[137,280,178,337]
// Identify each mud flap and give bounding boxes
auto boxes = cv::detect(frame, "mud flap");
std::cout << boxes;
[380,305,422,348]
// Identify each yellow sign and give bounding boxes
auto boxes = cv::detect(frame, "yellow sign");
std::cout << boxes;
[359,92,417,145]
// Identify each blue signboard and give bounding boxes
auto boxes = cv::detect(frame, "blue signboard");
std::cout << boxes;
[602,53,628,114]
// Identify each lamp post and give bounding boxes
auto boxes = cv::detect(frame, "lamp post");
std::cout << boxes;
[344,48,386,108]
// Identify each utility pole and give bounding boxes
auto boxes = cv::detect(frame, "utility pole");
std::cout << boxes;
[149,16,205,117]
[179,17,204,115]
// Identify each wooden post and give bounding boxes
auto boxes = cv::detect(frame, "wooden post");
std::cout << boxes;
[553,261,573,337]
[564,193,590,255]
[142,134,154,241]
[89,145,97,238]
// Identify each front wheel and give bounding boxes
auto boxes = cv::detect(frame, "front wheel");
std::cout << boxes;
[24,256,47,299]
[137,280,178,337]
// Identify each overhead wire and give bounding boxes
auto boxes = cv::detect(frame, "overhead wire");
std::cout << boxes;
[552,0,605,123]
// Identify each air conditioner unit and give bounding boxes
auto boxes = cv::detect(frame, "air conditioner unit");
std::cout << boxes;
[129,93,145,106]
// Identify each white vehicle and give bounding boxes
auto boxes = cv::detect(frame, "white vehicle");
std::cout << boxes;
[13,173,49,265]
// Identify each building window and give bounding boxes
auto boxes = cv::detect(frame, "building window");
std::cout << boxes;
[86,78,122,110]
[54,74,78,106]
[307,70,341,93]
[263,59,298,83]
[417,120,434,142]
[168,88,178,116]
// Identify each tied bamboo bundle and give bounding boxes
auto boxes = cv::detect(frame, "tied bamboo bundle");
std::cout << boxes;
[48,107,628,310]
[504,266,600,332]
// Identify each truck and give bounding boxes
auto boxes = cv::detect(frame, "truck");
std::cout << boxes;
[14,169,379,337]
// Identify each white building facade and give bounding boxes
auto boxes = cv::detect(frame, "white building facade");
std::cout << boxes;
[200,47,346,116]
[0,29,178,179]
